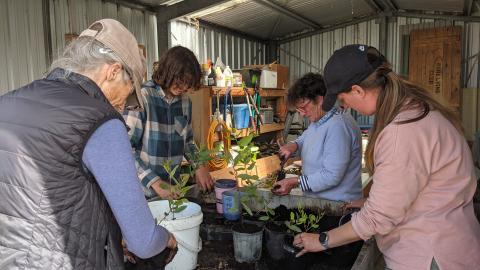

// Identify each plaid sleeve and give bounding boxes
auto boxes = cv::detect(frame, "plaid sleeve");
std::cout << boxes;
[123,109,159,189]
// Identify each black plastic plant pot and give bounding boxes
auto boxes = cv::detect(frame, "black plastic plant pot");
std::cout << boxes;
[231,223,263,263]
[264,222,288,260]
[282,234,302,256]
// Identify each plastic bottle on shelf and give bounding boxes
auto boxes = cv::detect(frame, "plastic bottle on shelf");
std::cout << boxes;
[215,66,224,87]
[223,66,233,87]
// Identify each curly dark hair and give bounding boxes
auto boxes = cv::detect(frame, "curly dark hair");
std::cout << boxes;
[287,72,327,106]
[153,46,201,91]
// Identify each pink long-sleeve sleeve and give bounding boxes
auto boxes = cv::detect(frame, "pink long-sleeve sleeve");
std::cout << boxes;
[351,109,480,270]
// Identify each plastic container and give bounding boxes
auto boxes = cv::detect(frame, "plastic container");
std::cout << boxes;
[233,104,250,129]
[260,107,274,124]
[232,223,263,263]
[148,200,203,270]
[265,222,288,260]
[214,179,237,214]
[215,66,224,87]
[223,65,233,87]
[222,190,241,221]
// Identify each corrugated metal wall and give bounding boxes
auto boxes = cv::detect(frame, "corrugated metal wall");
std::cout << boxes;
[0,0,158,95]
[0,0,48,95]
[278,17,480,131]
[50,0,158,78]
[170,20,266,70]
[279,17,479,89]
[279,19,380,84]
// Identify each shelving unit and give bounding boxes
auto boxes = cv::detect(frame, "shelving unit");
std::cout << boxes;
[187,86,287,146]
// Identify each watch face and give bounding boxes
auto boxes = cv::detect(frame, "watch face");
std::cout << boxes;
[319,232,327,243]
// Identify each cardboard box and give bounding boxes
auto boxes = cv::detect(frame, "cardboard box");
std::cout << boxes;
[243,63,289,89]
[260,70,277,88]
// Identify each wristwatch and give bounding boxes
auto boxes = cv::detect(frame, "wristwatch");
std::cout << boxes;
[318,231,329,250]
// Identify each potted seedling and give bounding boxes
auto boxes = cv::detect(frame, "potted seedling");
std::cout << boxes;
[283,205,324,256]
[221,134,265,263]
[156,146,213,221]
[147,146,212,270]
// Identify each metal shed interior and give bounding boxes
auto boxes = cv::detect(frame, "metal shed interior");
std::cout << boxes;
[1,0,480,137]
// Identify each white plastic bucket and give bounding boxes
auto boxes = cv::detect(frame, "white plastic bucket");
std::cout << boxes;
[148,200,203,270]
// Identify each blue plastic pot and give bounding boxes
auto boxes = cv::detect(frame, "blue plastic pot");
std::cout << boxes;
[222,190,241,221]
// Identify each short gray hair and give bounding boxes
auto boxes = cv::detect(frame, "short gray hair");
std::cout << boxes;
[50,36,131,82]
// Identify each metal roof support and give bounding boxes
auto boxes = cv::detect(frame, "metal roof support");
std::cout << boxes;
[363,0,383,13]
[266,40,278,63]
[252,0,322,30]
[394,11,480,21]
[197,19,268,43]
[42,0,53,65]
[278,15,378,44]
[103,0,156,12]
[378,14,388,55]
[464,0,474,16]
[381,0,398,12]
[156,0,228,56]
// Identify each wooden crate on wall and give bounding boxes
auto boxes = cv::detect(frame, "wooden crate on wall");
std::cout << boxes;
[408,26,462,109]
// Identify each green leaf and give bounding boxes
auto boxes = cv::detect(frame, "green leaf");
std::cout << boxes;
[268,208,275,216]
[241,202,253,216]
[180,185,193,194]
[174,205,187,213]
[238,134,253,147]
[289,224,302,233]
[259,216,270,221]
[237,173,251,180]
[290,212,295,221]
[299,216,307,224]
[170,165,179,179]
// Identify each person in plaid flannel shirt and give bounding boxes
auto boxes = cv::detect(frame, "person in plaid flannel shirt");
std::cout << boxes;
[123,46,214,199]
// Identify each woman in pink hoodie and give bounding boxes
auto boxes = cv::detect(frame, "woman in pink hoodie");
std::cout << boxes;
[293,44,480,270]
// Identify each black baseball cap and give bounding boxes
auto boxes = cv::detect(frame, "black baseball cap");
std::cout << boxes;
[322,44,386,111]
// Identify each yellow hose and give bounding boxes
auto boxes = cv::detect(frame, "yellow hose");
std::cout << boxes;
[207,118,231,171]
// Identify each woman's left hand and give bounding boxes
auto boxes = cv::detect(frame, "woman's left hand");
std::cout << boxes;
[293,232,326,257]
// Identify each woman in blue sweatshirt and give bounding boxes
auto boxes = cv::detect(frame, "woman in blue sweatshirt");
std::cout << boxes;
[273,73,363,202]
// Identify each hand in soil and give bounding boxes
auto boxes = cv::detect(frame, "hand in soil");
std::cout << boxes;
[195,165,214,191]
[270,177,298,196]
[293,232,326,257]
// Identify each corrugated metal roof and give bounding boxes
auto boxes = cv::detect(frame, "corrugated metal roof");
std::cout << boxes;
[199,1,308,39]
[280,0,373,26]
[193,0,376,39]
[394,0,464,13]
[187,0,472,40]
